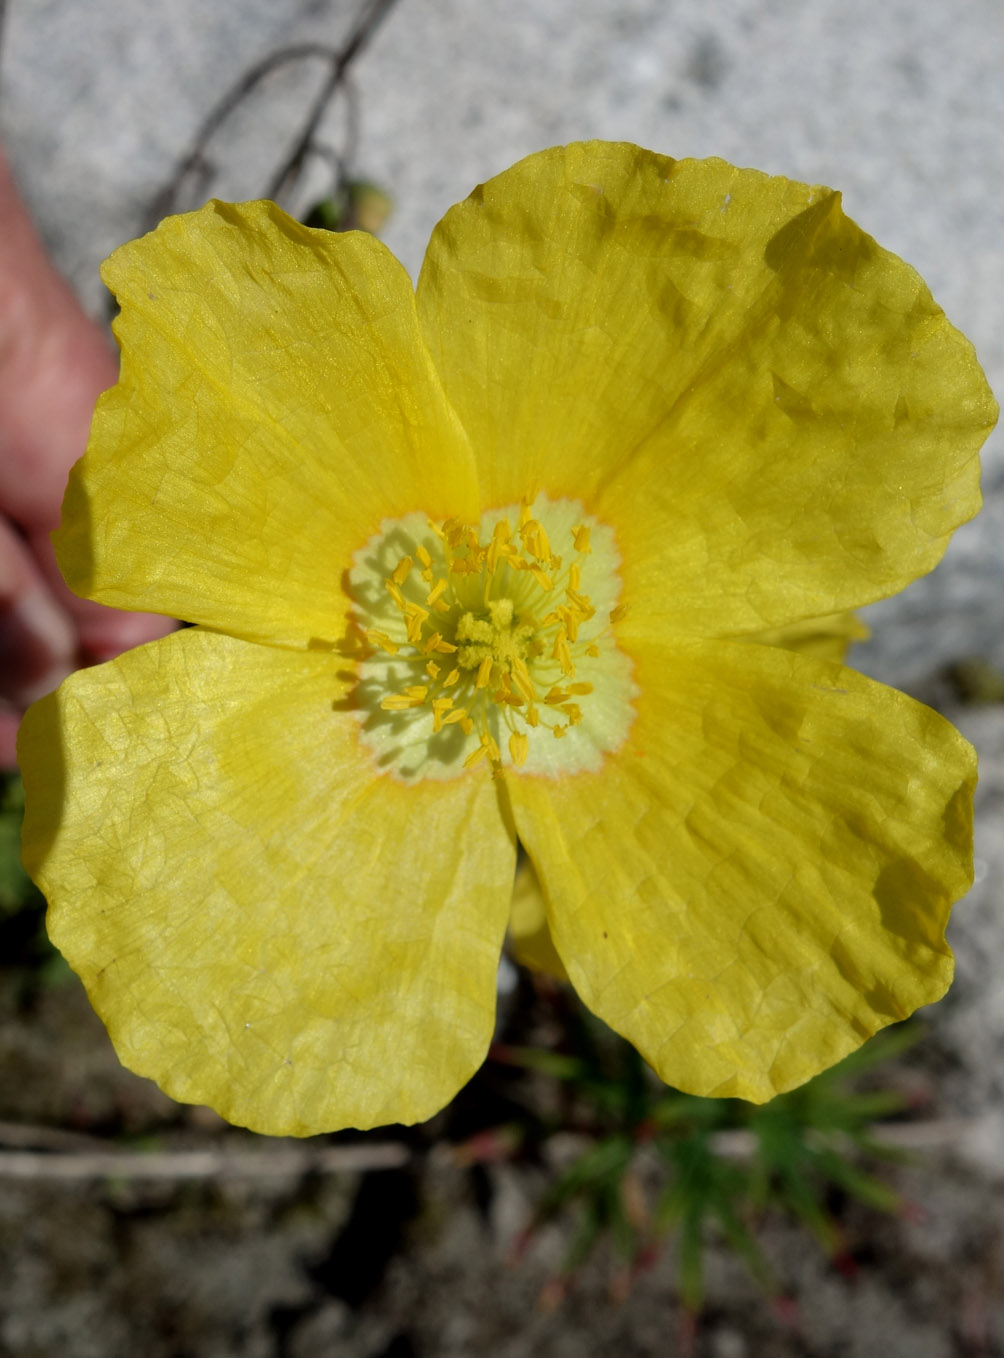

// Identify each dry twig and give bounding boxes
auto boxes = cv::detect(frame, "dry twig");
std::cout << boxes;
[147,0,399,227]
[0,1138,411,1181]
[0,1116,981,1183]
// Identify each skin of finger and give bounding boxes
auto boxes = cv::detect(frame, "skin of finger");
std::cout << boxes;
[0,706,20,768]
[27,527,177,660]
[0,516,76,706]
[0,146,176,665]
[0,149,120,529]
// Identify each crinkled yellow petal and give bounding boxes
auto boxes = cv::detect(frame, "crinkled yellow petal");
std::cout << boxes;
[417,142,996,635]
[57,201,478,645]
[508,856,568,982]
[506,637,975,1101]
[20,630,514,1135]
[746,611,870,665]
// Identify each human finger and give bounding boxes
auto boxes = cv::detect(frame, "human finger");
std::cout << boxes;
[0,145,177,666]
[27,526,178,662]
[0,147,119,530]
[0,515,76,709]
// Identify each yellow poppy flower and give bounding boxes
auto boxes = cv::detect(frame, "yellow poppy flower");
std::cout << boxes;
[19,142,997,1136]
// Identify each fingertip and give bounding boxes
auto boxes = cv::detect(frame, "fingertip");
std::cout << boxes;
[26,526,178,657]
[0,150,118,529]
[0,705,20,770]
[80,610,178,663]
[0,587,76,706]
[0,520,78,708]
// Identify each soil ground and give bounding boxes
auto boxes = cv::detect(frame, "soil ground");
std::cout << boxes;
[3,877,1004,1358]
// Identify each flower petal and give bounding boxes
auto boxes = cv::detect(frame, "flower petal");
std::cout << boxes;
[508,856,568,982]
[20,629,514,1134]
[506,637,975,1101]
[58,201,478,644]
[744,612,870,665]
[417,142,996,634]
[505,615,864,982]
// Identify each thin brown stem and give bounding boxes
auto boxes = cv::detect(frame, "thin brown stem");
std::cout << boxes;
[147,0,400,227]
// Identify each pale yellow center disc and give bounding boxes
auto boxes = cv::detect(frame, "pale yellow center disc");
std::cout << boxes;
[347,494,637,781]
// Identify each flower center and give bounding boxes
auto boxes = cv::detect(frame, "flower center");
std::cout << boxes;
[347,495,636,780]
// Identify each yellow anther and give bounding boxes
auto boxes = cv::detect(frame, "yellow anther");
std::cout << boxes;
[431,696,455,733]
[381,688,428,712]
[569,682,593,695]
[569,562,581,592]
[561,703,583,725]
[552,724,568,739]
[391,556,413,586]
[460,717,474,735]
[385,579,406,610]
[441,707,469,726]
[572,524,591,555]
[585,643,600,657]
[427,660,441,679]
[565,587,595,619]
[365,628,399,655]
[544,686,570,705]
[464,742,489,768]
[434,638,458,654]
[520,518,551,563]
[557,604,580,642]
[610,603,627,623]
[519,499,532,528]
[426,578,448,607]
[526,705,540,728]
[476,656,494,689]
[509,731,529,766]
[444,668,461,687]
[510,659,537,706]
[403,603,429,643]
[417,544,433,570]
[529,566,553,592]
[555,637,574,677]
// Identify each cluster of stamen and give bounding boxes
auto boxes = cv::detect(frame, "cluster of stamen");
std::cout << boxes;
[365,502,609,772]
